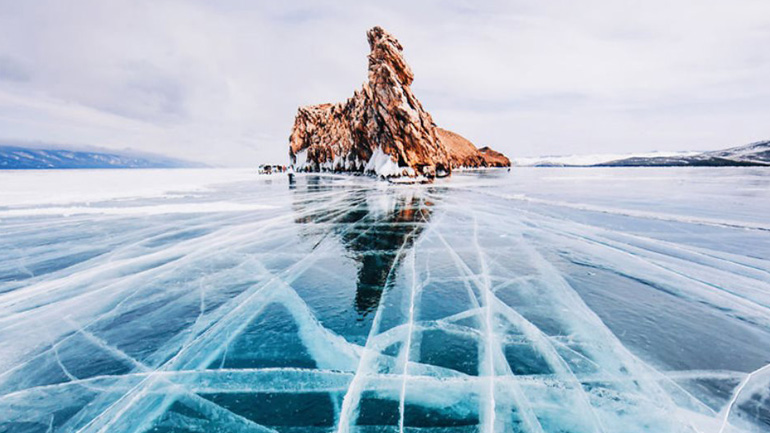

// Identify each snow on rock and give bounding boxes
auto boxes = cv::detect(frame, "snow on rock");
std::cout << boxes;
[364,146,406,178]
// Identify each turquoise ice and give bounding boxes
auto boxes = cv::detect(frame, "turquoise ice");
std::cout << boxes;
[1,168,769,432]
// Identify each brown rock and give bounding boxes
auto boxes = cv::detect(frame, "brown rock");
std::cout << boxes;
[478,146,512,167]
[289,26,509,179]
[436,128,509,168]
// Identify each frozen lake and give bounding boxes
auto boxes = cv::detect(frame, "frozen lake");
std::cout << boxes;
[1,167,769,433]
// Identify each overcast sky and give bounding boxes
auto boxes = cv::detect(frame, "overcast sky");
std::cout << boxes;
[1,0,769,166]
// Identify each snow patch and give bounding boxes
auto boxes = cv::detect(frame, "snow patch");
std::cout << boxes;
[0,202,276,217]
[364,146,404,178]
[293,149,308,169]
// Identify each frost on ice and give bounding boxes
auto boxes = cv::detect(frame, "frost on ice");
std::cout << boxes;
[0,168,770,432]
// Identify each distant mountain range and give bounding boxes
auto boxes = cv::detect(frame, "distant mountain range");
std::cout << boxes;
[514,140,770,167]
[0,144,205,169]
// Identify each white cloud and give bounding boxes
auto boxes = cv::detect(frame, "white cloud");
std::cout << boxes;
[0,0,768,165]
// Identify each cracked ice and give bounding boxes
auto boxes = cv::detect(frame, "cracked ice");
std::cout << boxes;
[1,167,770,433]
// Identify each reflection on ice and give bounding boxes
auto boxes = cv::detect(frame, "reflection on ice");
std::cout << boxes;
[1,168,769,432]
[294,186,432,317]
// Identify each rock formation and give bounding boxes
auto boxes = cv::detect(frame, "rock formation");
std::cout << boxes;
[478,147,512,168]
[437,128,511,169]
[289,26,510,180]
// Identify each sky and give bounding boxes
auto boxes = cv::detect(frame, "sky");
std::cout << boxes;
[1,0,769,166]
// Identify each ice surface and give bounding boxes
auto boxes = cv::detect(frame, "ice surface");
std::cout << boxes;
[0,168,258,207]
[1,167,770,432]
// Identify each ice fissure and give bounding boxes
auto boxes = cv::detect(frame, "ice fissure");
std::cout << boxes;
[2,171,770,432]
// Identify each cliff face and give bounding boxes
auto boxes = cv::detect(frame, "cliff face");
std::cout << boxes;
[289,26,509,179]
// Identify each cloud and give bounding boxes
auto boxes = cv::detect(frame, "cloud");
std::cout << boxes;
[0,0,768,166]
[0,56,29,82]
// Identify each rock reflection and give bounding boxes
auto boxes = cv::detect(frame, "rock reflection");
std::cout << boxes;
[292,175,433,317]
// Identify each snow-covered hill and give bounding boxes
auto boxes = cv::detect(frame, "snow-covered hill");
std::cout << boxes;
[513,141,770,167]
[700,140,770,165]
[0,145,204,169]
[512,151,699,167]
[601,140,770,166]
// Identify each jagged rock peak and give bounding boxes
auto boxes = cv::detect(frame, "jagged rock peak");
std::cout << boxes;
[289,26,510,181]
[367,26,413,86]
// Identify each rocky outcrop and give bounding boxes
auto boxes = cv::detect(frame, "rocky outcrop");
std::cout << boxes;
[437,128,510,168]
[289,26,509,180]
[479,147,511,168]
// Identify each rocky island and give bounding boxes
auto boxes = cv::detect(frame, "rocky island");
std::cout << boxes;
[288,26,510,181]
